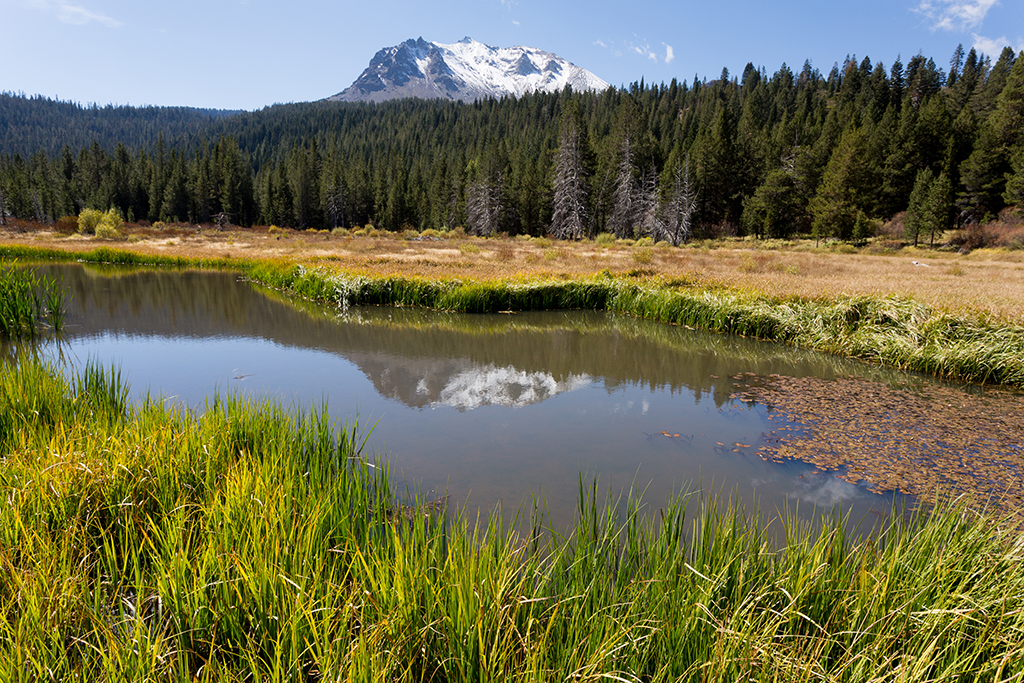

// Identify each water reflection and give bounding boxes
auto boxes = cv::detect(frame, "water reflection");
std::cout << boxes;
[34,263,913,527]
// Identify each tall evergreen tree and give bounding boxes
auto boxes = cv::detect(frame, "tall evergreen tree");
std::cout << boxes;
[809,126,872,241]
[904,168,934,246]
[960,51,1024,217]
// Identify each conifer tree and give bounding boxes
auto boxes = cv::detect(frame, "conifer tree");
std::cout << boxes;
[904,168,933,246]
[925,171,953,246]
[695,105,738,232]
[960,51,1024,217]
[742,165,804,238]
[809,126,871,241]
[1003,142,1024,209]
[608,99,643,238]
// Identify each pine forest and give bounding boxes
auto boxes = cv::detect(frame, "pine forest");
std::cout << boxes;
[2,45,1023,245]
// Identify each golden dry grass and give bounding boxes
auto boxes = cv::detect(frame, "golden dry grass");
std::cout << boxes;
[5,224,1024,322]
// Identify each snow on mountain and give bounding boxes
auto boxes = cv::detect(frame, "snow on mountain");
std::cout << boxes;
[327,37,610,103]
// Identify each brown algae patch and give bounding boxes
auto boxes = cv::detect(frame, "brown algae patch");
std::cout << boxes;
[732,374,1024,516]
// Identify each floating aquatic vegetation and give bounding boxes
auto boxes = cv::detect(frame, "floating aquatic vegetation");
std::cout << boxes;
[733,373,1024,520]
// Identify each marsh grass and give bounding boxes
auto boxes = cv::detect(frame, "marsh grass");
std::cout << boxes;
[2,358,1024,681]
[0,262,64,338]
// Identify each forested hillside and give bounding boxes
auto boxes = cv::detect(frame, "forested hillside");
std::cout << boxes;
[1,45,1022,243]
[0,93,238,157]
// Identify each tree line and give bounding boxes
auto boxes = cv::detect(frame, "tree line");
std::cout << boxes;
[1,45,1022,244]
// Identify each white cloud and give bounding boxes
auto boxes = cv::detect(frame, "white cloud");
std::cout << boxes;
[914,0,999,32]
[28,0,122,27]
[971,33,1024,57]
[57,3,122,27]
[630,35,658,61]
[598,36,674,61]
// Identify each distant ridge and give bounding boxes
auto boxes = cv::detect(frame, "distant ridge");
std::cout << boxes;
[328,37,610,103]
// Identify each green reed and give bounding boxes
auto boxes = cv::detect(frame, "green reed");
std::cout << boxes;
[1,356,1023,681]
[0,262,65,338]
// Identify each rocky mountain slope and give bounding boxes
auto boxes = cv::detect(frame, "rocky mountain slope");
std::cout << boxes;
[328,37,609,103]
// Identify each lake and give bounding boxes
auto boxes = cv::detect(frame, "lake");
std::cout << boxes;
[24,263,931,527]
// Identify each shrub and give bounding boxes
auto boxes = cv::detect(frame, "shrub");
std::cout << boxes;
[77,208,104,235]
[331,227,351,236]
[635,236,654,247]
[951,212,1024,252]
[153,221,167,231]
[79,208,122,238]
[632,246,654,264]
[595,232,616,246]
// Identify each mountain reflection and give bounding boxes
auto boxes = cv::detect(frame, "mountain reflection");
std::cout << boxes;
[428,365,593,410]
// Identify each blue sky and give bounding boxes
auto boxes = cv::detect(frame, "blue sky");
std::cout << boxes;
[1,0,1021,110]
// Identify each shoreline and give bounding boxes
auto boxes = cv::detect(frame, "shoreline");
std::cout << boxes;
[3,232,1024,389]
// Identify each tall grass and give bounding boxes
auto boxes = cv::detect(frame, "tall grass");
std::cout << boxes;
[0,263,64,338]
[2,357,1023,681]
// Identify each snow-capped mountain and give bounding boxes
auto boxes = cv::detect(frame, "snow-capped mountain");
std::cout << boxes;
[328,37,610,103]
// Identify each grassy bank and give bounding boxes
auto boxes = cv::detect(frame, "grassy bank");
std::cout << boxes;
[252,260,1024,388]
[4,243,1024,388]
[2,357,1023,681]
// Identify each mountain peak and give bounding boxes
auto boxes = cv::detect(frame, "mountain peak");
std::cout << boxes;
[327,38,609,103]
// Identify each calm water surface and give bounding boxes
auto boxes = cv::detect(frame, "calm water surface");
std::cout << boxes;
[36,263,916,526]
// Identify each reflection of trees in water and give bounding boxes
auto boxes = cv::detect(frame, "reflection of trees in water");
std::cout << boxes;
[43,263,915,410]
[260,283,915,408]
[40,264,292,338]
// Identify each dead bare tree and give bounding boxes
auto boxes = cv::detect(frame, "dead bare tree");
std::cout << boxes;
[609,134,638,238]
[636,166,661,240]
[661,154,697,246]
[550,103,590,240]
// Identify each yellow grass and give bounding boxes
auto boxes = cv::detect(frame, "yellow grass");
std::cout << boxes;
[5,225,1024,322]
